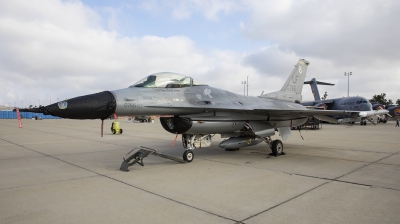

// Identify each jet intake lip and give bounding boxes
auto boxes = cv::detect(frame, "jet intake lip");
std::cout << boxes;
[18,91,116,120]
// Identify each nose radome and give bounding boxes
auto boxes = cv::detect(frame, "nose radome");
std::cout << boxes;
[19,91,116,120]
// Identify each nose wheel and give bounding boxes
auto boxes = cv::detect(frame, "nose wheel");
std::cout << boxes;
[183,150,194,162]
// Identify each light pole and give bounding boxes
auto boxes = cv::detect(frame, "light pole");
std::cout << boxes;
[344,72,352,97]
[241,81,246,95]
[247,76,249,96]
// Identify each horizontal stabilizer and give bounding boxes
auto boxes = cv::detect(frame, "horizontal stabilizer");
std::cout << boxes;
[304,80,335,86]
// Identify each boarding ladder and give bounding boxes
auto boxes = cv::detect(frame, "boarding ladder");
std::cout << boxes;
[120,146,186,171]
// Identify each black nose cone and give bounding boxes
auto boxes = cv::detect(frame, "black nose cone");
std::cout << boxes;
[19,91,116,120]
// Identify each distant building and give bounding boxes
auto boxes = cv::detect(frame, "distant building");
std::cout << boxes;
[0,105,10,110]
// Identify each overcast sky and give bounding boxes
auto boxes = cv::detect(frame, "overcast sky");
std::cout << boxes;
[1,0,399,108]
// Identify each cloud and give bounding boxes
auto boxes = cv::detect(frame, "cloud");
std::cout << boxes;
[242,0,400,65]
[0,0,399,107]
[243,46,299,76]
[0,0,248,106]
[139,0,244,21]
[237,0,400,101]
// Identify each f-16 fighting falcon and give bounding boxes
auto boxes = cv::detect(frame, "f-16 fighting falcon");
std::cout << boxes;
[19,59,361,162]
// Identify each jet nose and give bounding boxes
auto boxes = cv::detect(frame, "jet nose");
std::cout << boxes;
[19,91,116,120]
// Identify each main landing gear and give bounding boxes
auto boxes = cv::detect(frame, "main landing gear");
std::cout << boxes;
[264,137,285,157]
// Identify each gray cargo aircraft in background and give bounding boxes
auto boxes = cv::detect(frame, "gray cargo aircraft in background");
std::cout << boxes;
[20,59,363,162]
[301,78,389,125]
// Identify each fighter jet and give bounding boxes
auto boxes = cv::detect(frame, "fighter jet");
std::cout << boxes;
[301,78,389,125]
[19,59,360,162]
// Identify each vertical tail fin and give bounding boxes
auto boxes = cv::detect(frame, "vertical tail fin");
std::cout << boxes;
[262,59,310,103]
[303,78,335,101]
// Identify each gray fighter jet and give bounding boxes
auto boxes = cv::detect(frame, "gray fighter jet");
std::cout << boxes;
[301,78,389,125]
[20,59,361,162]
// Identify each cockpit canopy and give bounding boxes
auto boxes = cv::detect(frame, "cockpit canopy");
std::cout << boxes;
[130,72,207,88]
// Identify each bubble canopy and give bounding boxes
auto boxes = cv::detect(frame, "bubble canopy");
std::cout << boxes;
[130,72,207,88]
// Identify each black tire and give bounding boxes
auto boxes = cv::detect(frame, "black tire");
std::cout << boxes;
[225,148,239,151]
[112,129,116,134]
[364,121,367,125]
[120,129,123,134]
[183,150,194,162]
[271,140,283,156]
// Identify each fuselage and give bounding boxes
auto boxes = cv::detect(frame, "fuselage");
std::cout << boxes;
[112,85,307,118]
[22,72,310,131]
[302,96,372,119]
[107,73,310,136]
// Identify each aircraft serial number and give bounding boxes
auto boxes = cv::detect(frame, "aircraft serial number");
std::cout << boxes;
[124,103,137,108]
[286,85,297,91]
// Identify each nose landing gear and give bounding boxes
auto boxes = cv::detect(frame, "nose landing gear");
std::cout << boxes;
[181,134,212,162]
[183,150,194,162]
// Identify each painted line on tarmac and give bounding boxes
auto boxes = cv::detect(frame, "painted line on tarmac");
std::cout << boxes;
[0,137,239,223]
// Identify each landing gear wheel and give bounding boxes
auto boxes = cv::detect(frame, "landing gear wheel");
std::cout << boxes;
[112,129,116,134]
[120,129,123,134]
[271,140,284,157]
[364,121,367,125]
[183,150,194,162]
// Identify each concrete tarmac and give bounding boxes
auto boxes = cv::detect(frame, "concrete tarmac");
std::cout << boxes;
[0,118,399,223]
